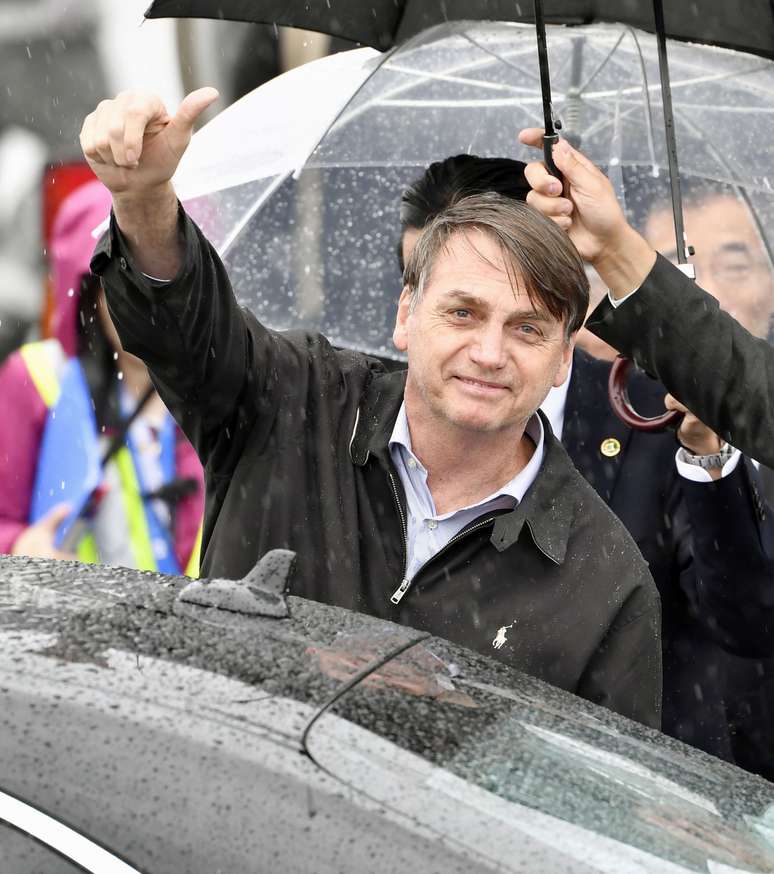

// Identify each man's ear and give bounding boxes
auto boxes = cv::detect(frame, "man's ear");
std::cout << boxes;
[393,286,412,352]
[552,332,576,388]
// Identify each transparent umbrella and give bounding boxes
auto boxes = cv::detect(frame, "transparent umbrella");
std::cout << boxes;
[173,20,774,359]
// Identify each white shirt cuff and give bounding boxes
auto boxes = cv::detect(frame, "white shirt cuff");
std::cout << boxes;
[607,287,639,309]
[675,446,742,482]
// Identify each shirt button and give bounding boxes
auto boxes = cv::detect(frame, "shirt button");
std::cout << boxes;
[426,519,438,530]
[119,256,128,270]
[407,458,417,469]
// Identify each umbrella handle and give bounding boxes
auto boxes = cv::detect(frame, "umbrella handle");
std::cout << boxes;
[608,355,684,433]
[542,132,563,185]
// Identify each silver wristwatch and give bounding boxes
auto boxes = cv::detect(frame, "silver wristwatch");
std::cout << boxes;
[679,442,735,470]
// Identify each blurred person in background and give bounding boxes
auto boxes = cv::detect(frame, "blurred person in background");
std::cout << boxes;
[399,154,774,776]
[0,0,109,359]
[576,180,774,360]
[0,181,204,574]
[644,181,774,341]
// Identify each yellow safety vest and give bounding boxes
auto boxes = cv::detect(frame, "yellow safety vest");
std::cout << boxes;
[21,341,202,576]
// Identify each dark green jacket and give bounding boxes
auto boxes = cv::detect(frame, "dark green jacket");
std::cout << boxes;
[92,208,661,728]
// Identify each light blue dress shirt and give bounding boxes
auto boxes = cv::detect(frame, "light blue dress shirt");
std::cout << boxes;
[388,404,545,592]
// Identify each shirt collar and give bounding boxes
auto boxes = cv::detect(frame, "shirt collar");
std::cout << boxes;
[539,356,573,441]
[389,401,545,507]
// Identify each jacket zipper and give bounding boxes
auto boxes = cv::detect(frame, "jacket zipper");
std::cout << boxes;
[389,493,497,605]
[388,472,410,604]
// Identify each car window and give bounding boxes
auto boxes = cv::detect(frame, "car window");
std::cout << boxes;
[303,632,774,874]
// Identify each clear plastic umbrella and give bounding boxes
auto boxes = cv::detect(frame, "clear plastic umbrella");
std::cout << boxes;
[174,21,774,359]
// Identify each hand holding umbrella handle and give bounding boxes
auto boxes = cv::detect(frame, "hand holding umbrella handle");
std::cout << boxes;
[608,355,684,433]
[542,133,564,185]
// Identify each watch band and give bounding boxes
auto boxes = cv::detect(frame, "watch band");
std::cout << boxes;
[679,442,735,470]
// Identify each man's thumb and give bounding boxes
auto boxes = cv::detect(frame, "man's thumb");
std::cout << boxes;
[170,87,220,137]
[552,139,597,188]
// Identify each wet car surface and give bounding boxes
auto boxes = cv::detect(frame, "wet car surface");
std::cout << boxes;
[2,555,774,873]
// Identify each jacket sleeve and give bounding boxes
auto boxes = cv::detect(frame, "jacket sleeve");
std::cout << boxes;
[585,254,774,469]
[0,351,48,552]
[91,205,309,478]
[577,583,662,730]
[678,459,774,657]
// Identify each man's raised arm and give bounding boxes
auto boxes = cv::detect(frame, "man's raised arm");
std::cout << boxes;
[79,88,275,479]
[518,128,774,468]
[80,88,219,279]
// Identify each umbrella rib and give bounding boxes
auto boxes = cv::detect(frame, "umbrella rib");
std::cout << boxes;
[578,102,642,142]
[378,97,544,110]
[628,28,659,177]
[668,103,774,114]
[668,62,774,95]
[578,31,626,95]
[458,30,540,83]
[385,63,535,94]
[334,53,541,131]
[672,113,774,265]
[289,46,394,179]
[582,63,774,102]
[218,171,292,260]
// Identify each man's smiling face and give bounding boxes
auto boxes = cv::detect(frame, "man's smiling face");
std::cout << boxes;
[393,228,572,435]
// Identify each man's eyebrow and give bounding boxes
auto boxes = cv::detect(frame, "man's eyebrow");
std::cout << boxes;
[438,290,551,321]
[438,290,490,308]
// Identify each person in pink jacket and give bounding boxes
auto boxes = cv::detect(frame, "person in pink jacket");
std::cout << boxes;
[0,179,204,575]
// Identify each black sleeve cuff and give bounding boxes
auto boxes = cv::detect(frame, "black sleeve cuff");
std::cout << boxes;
[89,201,197,302]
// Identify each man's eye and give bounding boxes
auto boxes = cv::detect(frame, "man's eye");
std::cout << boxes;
[716,261,752,279]
[518,324,539,335]
[452,309,471,319]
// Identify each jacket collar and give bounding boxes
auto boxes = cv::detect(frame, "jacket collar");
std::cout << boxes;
[350,368,579,565]
[349,368,406,466]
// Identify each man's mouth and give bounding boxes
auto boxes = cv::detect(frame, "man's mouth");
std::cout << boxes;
[454,376,509,393]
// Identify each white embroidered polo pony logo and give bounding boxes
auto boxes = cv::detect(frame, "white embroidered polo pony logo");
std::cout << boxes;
[492,621,516,649]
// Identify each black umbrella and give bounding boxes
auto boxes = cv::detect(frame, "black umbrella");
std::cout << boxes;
[145,0,774,60]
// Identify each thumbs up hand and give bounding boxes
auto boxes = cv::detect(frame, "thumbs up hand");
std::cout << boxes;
[80,88,220,197]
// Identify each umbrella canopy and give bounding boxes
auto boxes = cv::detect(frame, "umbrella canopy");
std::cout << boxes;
[173,21,774,359]
[145,0,774,61]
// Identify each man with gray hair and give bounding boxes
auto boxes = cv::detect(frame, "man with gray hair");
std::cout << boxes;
[81,88,661,726]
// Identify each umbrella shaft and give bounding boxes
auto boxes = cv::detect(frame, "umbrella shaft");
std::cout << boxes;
[533,0,556,135]
[653,0,690,267]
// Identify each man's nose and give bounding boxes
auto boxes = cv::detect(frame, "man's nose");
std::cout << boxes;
[469,324,506,369]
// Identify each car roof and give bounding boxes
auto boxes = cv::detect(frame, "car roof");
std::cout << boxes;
[3,555,774,873]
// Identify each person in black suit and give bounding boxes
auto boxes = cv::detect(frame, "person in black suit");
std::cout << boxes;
[399,155,774,774]
[518,128,774,471]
